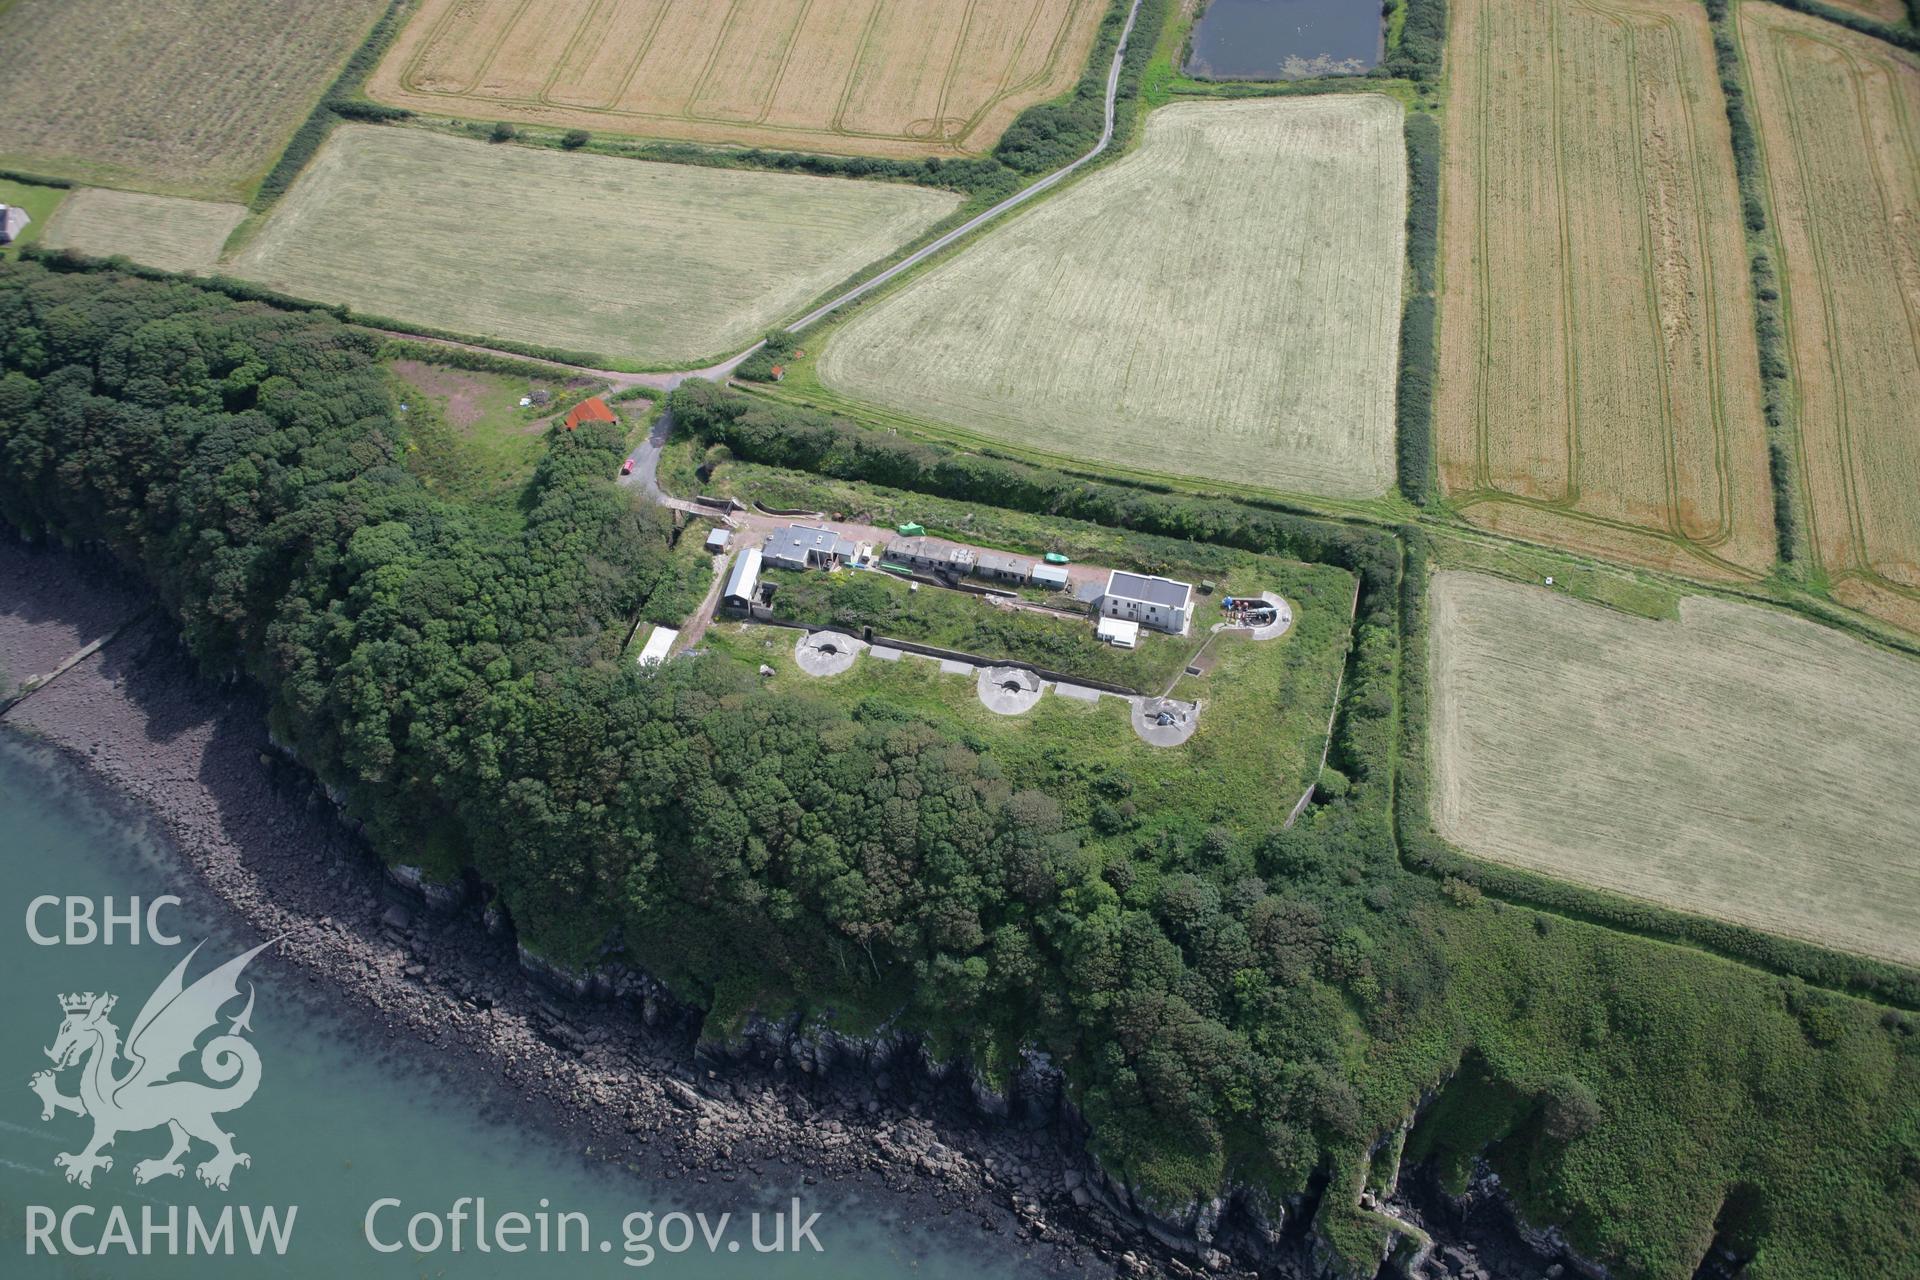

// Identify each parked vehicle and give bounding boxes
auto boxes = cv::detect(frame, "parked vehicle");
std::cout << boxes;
[621,457,636,476]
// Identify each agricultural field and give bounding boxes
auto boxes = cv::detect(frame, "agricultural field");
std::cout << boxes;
[1429,570,1920,968]
[816,96,1407,499]
[0,0,387,201]
[226,126,958,365]
[367,0,1107,160]
[1436,0,1775,580]
[41,190,246,275]
[1740,4,1920,633]
[1820,0,1908,24]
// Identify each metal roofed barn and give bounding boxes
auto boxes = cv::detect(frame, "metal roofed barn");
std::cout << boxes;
[723,547,763,609]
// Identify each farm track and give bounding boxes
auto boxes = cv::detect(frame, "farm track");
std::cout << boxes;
[1741,5,1920,634]
[1438,0,1774,583]
[369,0,1105,160]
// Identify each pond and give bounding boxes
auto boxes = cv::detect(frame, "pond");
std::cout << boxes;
[1185,0,1386,80]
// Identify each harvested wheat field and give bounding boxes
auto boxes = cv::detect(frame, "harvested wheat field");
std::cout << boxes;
[1437,0,1774,581]
[818,97,1406,498]
[1430,570,1920,967]
[1741,5,1920,634]
[0,0,387,201]
[227,126,958,365]
[367,0,1107,160]
[42,190,247,275]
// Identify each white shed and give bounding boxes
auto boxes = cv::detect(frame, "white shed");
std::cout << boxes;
[636,625,678,667]
[1096,616,1140,649]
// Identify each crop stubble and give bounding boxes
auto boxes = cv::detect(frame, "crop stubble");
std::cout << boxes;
[817,97,1407,499]
[1741,4,1920,634]
[1437,0,1774,581]
[225,126,958,365]
[42,190,247,276]
[366,0,1105,160]
[1429,570,1920,968]
[0,0,388,201]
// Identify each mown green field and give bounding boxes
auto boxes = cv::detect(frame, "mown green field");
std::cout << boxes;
[1430,570,1920,967]
[41,189,245,274]
[815,96,1407,498]
[226,126,960,365]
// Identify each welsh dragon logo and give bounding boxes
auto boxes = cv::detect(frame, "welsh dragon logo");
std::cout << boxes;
[29,938,281,1190]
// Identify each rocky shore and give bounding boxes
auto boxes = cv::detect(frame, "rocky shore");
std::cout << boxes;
[0,536,1591,1280]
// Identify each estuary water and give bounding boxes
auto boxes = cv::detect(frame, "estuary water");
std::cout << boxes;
[1185,0,1386,80]
[0,736,1039,1279]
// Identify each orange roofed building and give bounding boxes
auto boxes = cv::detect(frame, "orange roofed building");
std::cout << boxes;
[563,396,616,430]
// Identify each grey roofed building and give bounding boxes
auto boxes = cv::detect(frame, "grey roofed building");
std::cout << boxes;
[704,527,731,552]
[884,535,976,574]
[1107,570,1193,609]
[1030,563,1071,590]
[1101,569,1194,635]
[0,204,30,245]
[763,523,856,571]
[723,547,763,608]
[974,550,1034,584]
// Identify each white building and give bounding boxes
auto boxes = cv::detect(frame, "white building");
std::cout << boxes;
[0,203,30,245]
[1096,616,1140,649]
[1100,570,1192,636]
[636,625,678,667]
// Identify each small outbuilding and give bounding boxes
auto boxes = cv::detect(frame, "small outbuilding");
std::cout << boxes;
[975,550,1035,585]
[636,625,678,667]
[1030,563,1070,591]
[562,396,616,430]
[0,204,29,245]
[704,527,731,552]
[886,535,976,577]
[723,547,763,610]
[1096,616,1140,649]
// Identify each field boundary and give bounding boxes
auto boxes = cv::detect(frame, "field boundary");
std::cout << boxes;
[1390,532,1920,1011]
[251,0,415,212]
[1739,5,1920,632]
[1437,0,1775,584]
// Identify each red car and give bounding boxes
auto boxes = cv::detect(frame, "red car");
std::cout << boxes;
[620,457,636,476]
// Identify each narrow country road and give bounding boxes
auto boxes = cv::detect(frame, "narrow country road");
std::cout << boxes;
[779,0,1145,336]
